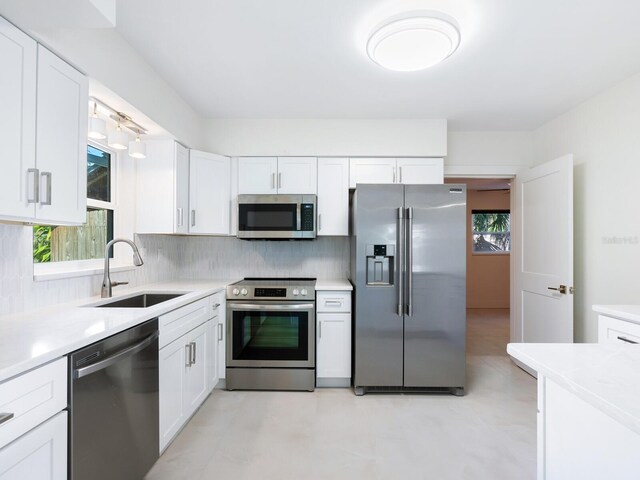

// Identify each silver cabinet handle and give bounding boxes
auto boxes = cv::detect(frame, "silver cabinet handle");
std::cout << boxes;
[218,323,223,341]
[40,171,52,205]
[0,413,14,425]
[393,167,396,183]
[324,300,342,306]
[271,172,276,190]
[230,303,314,311]
[74,332,159,379]
[319,320,322,339]
[617,336,638,344]
[318,213,322,231]
[191,210,196,227]
[399,166,403,184]
[185,343,192,367]
[191,341,197,365]
[406,207,413,316]
[397,207,404,316]
[27,168,39,204]
[212,303,221,310]
[177,208,184,227]
[278,172,282,189]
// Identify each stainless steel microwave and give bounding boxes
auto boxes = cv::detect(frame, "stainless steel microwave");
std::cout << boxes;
[237,194,317,239]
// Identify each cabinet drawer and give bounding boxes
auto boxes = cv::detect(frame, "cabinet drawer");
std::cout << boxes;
[598,315,640,345]
[317,292,351,313]
[209,291,225,318]
[160,297,210,348]
[0,358,67,449]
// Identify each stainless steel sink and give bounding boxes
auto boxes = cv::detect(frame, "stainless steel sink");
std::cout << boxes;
[93,293,186,308]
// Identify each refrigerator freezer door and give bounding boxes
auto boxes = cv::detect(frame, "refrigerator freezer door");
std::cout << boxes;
[403,184,467,389]
[353,184,405,388]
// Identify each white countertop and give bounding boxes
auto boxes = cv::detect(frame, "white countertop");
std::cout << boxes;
[593,305,640,324]
[507,342,640,435]
[315,279,353,291]
[0,280,235,383]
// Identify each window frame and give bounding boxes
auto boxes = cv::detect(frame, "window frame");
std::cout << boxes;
[471,209,511,256]
[33,140,129,281]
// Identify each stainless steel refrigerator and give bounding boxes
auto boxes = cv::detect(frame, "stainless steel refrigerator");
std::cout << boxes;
[350,184,466,396]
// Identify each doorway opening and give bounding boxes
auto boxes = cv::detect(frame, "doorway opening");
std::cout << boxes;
[445,177,513,357]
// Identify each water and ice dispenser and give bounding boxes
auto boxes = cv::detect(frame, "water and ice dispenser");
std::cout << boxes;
[365,244,395,286]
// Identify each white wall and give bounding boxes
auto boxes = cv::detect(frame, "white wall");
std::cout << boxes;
[446,131,534,176]
[204,119,447,157]
[534,71,640,342]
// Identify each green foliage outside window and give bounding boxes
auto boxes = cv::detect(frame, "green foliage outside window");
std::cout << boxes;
[33,225,53,263]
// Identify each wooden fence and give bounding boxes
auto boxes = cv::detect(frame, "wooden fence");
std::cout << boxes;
[51,210,108,261]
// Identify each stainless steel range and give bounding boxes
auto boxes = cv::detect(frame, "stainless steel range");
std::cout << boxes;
[226,278,316,391]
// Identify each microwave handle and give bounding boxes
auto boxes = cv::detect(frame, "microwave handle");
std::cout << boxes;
[296,203,301,231]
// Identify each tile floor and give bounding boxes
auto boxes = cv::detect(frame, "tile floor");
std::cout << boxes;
[146,309,536,480]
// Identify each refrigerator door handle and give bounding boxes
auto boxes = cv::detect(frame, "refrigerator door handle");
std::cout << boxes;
[397,207,404,316]
[406,207,414,316]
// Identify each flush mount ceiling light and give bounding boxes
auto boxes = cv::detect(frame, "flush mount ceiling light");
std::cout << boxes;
[367,15,460,72]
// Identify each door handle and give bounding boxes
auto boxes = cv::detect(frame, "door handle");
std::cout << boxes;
[406,207,413,316]
[27,168,39,204]
[271,172,276,190]
[40,172,52,205]
[218,323,223,341]
[278,172,282,189]
[548,285,569,294]
[190,341,197,365]
[177,208,184,227]
[191,210,196,227]
[397,207,404,316]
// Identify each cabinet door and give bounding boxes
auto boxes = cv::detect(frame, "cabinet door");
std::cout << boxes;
[0,411,67,480]
[277,157,317,194]
[349,158,396,188]
[0,17,37,222]
[184,322,209,419]
[317,313,351,378]
[238,157,277,194]
[317,158,349,236]
[174,143,190,234]
[136,140,189,234]
[35,46,88,225]
[189,150,231,235]
[397,158,444,184]
[159,338,187,452]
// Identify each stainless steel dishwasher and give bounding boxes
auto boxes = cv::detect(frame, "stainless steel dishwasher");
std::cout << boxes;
[69,319,159,480]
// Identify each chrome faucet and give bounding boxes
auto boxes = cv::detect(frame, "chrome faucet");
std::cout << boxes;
[101,238,144,298]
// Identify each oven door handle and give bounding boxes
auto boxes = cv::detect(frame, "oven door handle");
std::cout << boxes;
[230,303,314,310]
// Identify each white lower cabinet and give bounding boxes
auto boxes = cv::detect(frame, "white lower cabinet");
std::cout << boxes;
[0,411,67,480]
[159,320,211,452]
[316,291,352,387]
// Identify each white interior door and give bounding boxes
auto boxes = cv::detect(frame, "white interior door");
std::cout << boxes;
[512,155,574,345]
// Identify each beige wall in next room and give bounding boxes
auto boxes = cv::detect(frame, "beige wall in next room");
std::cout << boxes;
[466,189,511,309]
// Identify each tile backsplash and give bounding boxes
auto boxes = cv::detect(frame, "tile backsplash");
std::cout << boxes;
[0,222,350,316]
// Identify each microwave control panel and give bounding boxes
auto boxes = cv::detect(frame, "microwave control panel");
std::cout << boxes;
[301,204,315,231]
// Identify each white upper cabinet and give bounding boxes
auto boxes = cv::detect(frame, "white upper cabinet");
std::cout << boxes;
[189,150,231,235]
[277,157,317,194]
[349,158,396,187]
[237,157,317,194]
[396,158,443,184]
[317,158,349,236]
[136,140,190,234]
[0,17,37,222]
[35,46,88,225]
[0,22,87,225]
[238,157,278,194]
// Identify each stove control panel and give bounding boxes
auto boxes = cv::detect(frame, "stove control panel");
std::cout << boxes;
[255,288,287,297]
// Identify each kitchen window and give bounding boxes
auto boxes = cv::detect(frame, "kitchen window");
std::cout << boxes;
[33,143,120,277]
[471,210,510,254]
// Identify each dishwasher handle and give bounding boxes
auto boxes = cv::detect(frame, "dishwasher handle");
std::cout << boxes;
[74,331,159,379]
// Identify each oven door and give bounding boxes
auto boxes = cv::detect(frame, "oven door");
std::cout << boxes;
[227,301,315,368]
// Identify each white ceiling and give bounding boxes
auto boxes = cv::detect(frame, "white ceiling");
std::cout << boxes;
[115,0,640,130]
